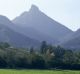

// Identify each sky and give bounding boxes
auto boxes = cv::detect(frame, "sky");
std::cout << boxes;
[0,0,80,31]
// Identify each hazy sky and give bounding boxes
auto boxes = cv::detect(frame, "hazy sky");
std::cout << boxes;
[0,0,80,31]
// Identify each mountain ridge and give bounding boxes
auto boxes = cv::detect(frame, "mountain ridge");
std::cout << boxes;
[13,5,73,44]
[0,16,40,48]
[0,5,80,49]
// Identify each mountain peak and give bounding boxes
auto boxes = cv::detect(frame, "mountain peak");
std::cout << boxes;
[29,5,39,12]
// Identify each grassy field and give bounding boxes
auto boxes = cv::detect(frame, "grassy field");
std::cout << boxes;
[0,69,80,74]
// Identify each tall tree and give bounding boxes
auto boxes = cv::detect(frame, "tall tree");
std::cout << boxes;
[40,41,47,54]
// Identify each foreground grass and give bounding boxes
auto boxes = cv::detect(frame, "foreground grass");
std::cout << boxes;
[0,69,80,74]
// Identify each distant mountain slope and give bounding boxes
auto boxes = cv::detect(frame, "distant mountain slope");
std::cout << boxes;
[0,14,58,44]
[62,29,80,49]
[13,5,73,42]
[0,23,40,48]
[12,25,59,44]
[0,5,74,48]
[0,15,13,27]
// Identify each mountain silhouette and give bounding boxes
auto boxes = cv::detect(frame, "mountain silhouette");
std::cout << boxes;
[13,5,73,44]
[0,15,40,48]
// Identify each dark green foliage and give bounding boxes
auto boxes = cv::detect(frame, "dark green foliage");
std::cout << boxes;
[40,41,47,54]
[0,42,80,69]
[31,54,45,69]
[0,42,10,49]
[30,47,34,54]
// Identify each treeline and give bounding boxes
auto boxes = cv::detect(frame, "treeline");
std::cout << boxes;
[0,42,80,70]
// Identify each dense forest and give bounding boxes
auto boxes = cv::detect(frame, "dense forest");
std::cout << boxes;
[0,41,80,70]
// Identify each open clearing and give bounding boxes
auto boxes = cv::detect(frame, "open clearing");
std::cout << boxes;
[0,69,80,74]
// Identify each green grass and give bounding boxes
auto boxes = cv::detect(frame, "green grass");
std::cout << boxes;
[0,69,80,74]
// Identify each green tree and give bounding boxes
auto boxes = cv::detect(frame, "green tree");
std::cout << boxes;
[40,41,47,54]
[0,42,10,49]
[30,47,34,54]
[31,54,45,69]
